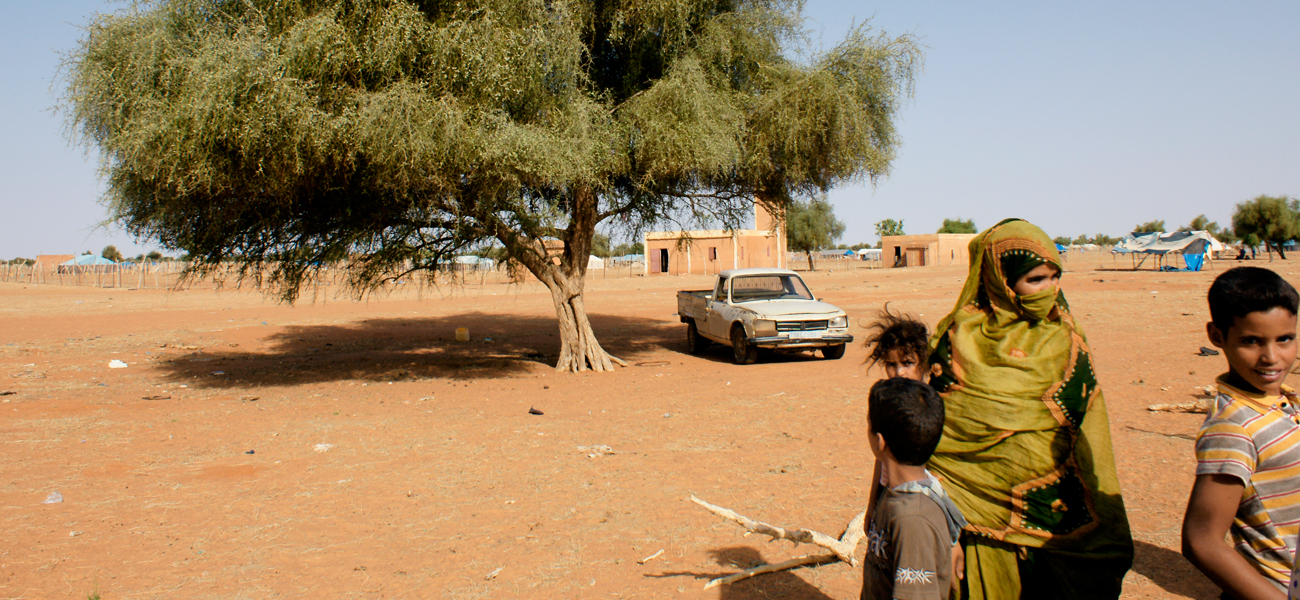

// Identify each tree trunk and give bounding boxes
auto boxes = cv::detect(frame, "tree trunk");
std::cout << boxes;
[1272,241,1287,260]
[806,251,815,271]
[490,186,626,373]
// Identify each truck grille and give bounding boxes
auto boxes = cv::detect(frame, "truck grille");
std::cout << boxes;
[777,320,829,332]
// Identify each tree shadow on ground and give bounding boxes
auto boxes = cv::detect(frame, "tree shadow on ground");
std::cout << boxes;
[1132,540,1219,599]
[154,311,679,387]
[644,547,836,600]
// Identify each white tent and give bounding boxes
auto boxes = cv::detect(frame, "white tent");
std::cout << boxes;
[1113,230,1223,255]
[587,255,605,270]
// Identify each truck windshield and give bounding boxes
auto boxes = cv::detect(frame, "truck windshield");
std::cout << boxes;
[729,275,814,302]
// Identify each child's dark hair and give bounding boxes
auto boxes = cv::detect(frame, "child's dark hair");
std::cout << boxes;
[1208,267,1299,333]
[864,304,929,367]
[868,378,945,466]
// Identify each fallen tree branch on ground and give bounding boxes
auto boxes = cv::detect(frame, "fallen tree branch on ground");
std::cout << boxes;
[690,495,866,589]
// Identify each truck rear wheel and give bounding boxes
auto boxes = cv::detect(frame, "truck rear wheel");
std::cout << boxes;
[686,321,708,354]
[731,325,758,365]
[821,344,846,360]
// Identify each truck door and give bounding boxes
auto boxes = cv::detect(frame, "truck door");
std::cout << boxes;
[705,276,728,337]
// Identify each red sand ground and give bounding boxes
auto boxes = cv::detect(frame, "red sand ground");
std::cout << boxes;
[2,255,1287,599]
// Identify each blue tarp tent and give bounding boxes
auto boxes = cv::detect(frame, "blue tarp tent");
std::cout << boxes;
[62,255,117,266]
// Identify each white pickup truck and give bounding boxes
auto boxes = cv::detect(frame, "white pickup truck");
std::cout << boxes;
[677,268,853,364]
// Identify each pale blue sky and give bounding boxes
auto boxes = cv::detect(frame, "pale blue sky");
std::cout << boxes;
[1,1,1296,259]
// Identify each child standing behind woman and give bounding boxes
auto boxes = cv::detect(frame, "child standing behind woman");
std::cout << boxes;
[926,219,1133,599]
[863,307,967,590]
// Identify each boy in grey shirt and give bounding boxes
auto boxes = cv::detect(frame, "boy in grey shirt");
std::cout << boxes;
[862,378,963,600]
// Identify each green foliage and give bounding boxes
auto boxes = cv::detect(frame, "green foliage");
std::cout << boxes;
[64,0,920,369]
[1232,195,1298,258]
[65,0,920,297]
[6,257,35,265]
[874,218,904,241]
[101,245,123,262]
[610,241,644,256]
[1052,236,1071,246]
[146,250,164,261]
[1180,214,1237,243]
[786,197,845,254]
[590,233,611,258]
[1091,233,1119,246]
[1132,220,1165,233]
[937,218,976,234]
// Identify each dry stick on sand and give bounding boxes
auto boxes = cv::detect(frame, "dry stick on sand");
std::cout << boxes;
[690,496,866,590]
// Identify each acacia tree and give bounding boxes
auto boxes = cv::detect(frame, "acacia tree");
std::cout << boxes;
[1233,195,1298,260]
[785,197,845,271]
[936,218,975,233]
[65,0,919,372]
[873,218,903,247]
[1133,220,1166,234]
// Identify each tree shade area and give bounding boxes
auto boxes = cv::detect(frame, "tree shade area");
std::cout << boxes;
[785,197,845,271]
[64,0,920,371]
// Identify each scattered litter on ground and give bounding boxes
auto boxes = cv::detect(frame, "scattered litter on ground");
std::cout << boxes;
[638,549,665,564]
[528,407,544,415]
[313,443,334,453]
[69,531,82,537]
[1196,347,1220,356]
[577,445,615,457]
[245,450,255,454]
[42,492,63,504]
[485,567,502,580]
[212,371,225,375]
[240,395,260,402]
[142,394,171,400]
[109,360,128,368]
[663,413,672,418]
[0,391,15,396]
[635,360,670,367]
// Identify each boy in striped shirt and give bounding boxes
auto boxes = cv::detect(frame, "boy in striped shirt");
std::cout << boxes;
[1183,266,1300,599]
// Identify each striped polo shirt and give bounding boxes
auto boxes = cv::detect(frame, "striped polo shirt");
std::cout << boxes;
[1196,378,1300,589]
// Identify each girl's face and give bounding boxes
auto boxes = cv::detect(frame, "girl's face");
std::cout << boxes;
[883,349,925,381]
[1010,264,1061,296]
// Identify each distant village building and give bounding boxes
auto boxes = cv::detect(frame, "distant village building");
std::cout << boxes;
[643,203,787,275]
[880,234,977,267]
[34,255,74,273]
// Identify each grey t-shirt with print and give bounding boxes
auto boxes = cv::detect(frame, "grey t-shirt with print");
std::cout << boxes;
[861,486,952,600]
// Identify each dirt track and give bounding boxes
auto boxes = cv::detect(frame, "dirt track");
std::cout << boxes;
[2,256,1284,599]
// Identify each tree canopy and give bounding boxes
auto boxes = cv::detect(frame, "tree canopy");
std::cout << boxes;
[101,245,123,262]
[1233,195,1298,260]
[1132,220,1166,234]
[65,0,920,371]
[937,218,975,234]
[874,218,904,246]
[785,197,845,270]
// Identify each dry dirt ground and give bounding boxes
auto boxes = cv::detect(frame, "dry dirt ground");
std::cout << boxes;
[2,255,1291,599]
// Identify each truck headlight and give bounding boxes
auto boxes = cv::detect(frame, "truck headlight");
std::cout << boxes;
[753,319,777,337]
[830,316,848,329]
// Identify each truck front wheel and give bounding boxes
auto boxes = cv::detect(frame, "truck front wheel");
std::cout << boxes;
[731,325,758,365]
[686,321,708,354]
[821,344,846,360]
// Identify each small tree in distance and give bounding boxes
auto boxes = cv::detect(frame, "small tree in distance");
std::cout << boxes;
[937,218,976,234]
[101,245,123,262]
[874,219,905,248]
[786,198,846,271]
[1233,195,1298,260]
[1133,220,1166,234]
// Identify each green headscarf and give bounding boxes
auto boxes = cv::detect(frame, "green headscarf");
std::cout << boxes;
[927,219,1132,598]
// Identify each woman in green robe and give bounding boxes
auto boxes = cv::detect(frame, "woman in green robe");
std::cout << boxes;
[927,219,1133,599]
